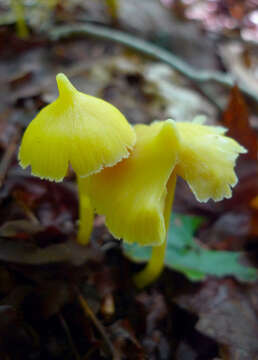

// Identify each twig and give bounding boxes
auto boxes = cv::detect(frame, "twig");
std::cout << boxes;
[76,288,120,360]
[49,23,258,106]
[0,128,21,188]
[59,313,81,360]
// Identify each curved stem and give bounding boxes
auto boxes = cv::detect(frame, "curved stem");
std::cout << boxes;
[77,177,94,245]
[134,174,177,288]
[50,23,258,105]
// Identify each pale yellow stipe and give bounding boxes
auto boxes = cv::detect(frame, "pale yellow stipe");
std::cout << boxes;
[86,120,180,246]
[132,120,247,287]
[175,121,247,202]
[134,174,177,288]
[18,73,136,182]
[77,177,94,245]
[11,0,29,38]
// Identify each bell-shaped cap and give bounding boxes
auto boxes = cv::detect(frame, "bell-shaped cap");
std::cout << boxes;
[18,73,136,181]
[85,120,180,246]
[175,117,247,202]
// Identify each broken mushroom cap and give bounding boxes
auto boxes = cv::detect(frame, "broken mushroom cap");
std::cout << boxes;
[18,73,136,181]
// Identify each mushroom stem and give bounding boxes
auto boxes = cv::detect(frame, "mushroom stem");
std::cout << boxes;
[134,174,177,288]
[11,0,29,38]
[77,177,94,245]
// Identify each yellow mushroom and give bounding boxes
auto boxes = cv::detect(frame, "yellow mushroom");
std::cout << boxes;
[18,73,136,244]
[175,117,244,202]
[82,117,247,287]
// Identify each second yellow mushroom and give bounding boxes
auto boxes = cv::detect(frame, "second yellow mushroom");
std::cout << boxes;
[82,117,246,287]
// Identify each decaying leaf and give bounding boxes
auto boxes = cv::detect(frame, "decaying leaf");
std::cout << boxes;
[176,279,258,360]
[108,319,144,359]
[0,2,258,359]
[0,220,44,239]
[0,237,92,266]
[135,291,171,359]
[222,85,258,159]
[219,43,258,98]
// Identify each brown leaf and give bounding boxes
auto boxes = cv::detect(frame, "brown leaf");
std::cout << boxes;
[32,281,73,319]
[176,279,258,359]
[176,341,197,360]
[222,85,258,159]
[0,304,38,356]
[0,237,92,266]
[0,220,43,240]
[136,291,168,335]
[92,266,119,297]
[0,111,17,149]
[219,43,258,98]
[109,319,145,360]
[250,209,258,237]
[135,290,172,358]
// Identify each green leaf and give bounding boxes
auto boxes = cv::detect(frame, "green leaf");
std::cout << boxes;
[123,213,258,282]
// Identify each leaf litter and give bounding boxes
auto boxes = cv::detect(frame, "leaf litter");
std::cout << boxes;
[0,0,257,359]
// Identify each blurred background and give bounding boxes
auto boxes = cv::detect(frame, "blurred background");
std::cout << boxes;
[0,1,257,359]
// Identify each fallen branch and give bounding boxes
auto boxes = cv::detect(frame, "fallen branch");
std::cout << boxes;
[49,23,258,106]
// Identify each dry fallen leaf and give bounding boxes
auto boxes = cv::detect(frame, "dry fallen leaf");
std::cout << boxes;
[176,279,258,360]
[219,43,258,98]
[0,237,92,266]
[222,85,258,159]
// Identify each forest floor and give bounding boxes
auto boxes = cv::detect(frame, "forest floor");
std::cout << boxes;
[0,1,258,359]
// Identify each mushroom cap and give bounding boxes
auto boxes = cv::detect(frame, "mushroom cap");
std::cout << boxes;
[82,117,246,247]
[85,119,180,246]
[18,73,136,181]
[175,117,247,202]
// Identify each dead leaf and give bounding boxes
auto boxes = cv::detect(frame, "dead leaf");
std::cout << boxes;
[0,238,92,266]
[134,290,172,358]
[0,220,43,239]
[219,43,258,98]
[31,281,73,319]
[176,279,258,359]
[0,304,38,356]
[136,291,168,335]
[109,319,145,360]
[143,63,217,122]
[222,85,258,159]
[175,341,197,360]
